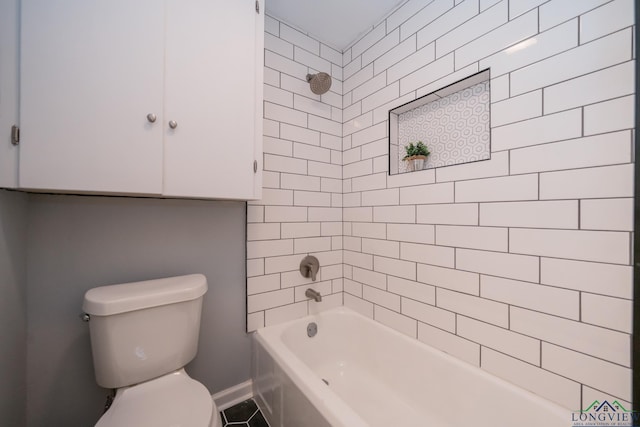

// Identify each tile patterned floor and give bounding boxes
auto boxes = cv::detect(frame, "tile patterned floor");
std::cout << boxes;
[220,398,269,427]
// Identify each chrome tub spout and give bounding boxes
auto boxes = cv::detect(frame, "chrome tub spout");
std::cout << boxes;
[305,288,322,302]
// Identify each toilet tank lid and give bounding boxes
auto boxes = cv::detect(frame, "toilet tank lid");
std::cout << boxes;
[82,274,208,316]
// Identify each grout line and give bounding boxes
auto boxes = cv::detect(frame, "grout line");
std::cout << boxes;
[539,340,543,367]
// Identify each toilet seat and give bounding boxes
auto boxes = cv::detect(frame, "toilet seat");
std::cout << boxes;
[95,369,219,427]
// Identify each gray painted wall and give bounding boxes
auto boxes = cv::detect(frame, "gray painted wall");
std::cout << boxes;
[25,194,249,427]
[0,190,28,426]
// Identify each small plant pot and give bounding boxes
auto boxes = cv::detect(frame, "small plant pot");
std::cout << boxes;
[404,155,428,171]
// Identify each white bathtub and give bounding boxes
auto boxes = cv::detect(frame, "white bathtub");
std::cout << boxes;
[252,307,572,427]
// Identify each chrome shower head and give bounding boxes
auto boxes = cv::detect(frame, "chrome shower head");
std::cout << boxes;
[306,72,332,95]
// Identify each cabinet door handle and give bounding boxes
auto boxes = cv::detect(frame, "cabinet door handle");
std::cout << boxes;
[146,113,157,123]
[168,120,178,129]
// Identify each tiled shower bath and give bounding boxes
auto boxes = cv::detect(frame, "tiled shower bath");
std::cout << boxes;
[248,0,635,412]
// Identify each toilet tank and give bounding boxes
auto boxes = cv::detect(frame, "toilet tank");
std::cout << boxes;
[82,274,208,389]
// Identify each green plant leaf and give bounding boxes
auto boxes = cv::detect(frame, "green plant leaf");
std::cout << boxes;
[404,141,429,159]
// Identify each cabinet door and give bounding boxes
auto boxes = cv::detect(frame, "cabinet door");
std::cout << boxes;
[163,0,262,199]
[0,0,19,188]
[19,0,165,194]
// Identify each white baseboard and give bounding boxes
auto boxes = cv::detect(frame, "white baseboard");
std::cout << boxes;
[211,379,254,411]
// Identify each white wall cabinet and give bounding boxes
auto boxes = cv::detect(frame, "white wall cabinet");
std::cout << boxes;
[0,0,19,188]
[19,0,263,200]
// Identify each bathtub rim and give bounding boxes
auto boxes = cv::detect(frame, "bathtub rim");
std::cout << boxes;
[254,309,369,427]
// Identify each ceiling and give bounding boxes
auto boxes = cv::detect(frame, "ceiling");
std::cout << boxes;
[265,0,407,52]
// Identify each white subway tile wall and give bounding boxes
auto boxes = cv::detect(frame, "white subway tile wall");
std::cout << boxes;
[251,0,635,411]
[248,18,345,329]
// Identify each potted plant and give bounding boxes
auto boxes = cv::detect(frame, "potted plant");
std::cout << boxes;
[403,141,430,171]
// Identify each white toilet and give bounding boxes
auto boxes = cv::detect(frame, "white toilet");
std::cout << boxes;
[82,274,221,427]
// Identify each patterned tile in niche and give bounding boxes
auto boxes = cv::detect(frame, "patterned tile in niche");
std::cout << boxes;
[221,398,269,427]
[397,80,491,173]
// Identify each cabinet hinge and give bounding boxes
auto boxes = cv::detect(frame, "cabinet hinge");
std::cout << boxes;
[255,0,260,14]
[11,125,19,146]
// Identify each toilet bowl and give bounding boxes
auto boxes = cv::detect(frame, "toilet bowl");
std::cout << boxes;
[83,274,220,427]
[95,370,220,427]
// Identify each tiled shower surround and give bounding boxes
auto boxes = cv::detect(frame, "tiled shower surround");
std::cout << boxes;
[246,18,346,326]
[247,0,635,412]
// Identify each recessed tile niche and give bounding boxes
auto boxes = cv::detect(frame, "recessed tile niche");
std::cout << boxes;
[389,69,491,175]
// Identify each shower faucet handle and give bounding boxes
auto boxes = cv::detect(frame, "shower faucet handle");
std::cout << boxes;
[300,255,320,281]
